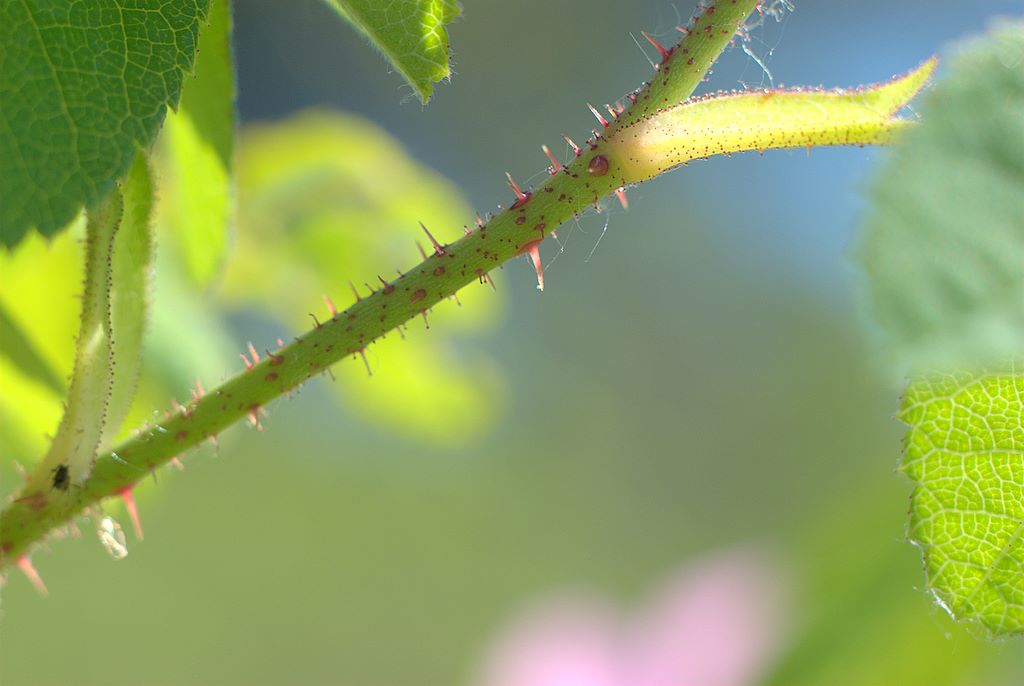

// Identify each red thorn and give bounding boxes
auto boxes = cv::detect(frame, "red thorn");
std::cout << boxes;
[506,172,529,205]
[15,556,47,596]
[247,342,260,364]
[119,488,144,540]
[605,104,619,120]
[240,353,253,370]
[276,337,285,348]
[358,349,372,376]
[563,135,582,156]
[519,240,545,291]
[476,214,486,229]
[419,222,445,255]
[675,25,691,36]
[541,144,562,173]
[193,379,205,400]
[349,281,361,303]
[615,188,629,210]
[323,294,338,317]
[642,31,672,62]
[616,103,625,114]
[587,103,609,128]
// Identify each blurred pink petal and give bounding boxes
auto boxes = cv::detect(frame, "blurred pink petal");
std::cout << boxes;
[476,598,623,686]
[628,550,786,686]
[476,549,787,686]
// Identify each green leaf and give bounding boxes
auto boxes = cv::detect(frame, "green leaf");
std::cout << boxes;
[0,0,207,247]
[610,58,936,184]
[102,153,155,448]
[858,25,1024,371]
[28,188,123,489]
[158,0,236,286]
[321,0,461,104]
[900,368,1024,635]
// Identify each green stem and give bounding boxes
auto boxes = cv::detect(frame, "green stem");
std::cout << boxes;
[3,0,923,568]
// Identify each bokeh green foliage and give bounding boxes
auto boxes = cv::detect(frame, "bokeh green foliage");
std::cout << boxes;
[221,111,504,441]
[859,23,1024,372]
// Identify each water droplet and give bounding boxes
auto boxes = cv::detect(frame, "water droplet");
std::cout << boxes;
[96,516,128,560]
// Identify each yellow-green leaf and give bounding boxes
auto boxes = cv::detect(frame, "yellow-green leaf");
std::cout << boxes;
[901,368,1024,635]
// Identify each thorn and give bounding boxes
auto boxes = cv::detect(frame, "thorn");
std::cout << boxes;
[377,275,395,294]
[476,214,486,229]
[358,349,372,376]
[616,102,625,114]
[519,240,545,291]
[309,313,322,329]
[642,31,671,64]
[15,556,47,596]
[119,488,144,540]
[349,281,361,302]
[422,312,430,329]
[483,272,496,291]
[323,294,338,317]
[541,144,562,173]
[615,188,630,210]
[587,103,609,128]
[627,92,638,103]
[397,326,406,340]
[247,342,261,364]
[675,25,691,36]
[191,378,205,401]
[506,172,529,205]
[240,353,253,370]
[419,222,445,255]
[605,104,619,121]
[170,457,185,471]
[416,242,428,260]
[563,135,582,156]
[450,291,462,307]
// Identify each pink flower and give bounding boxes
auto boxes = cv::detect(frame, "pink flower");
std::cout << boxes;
[475,549,787,686]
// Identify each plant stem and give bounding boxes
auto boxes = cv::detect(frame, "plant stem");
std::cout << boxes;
[7,0,890,568]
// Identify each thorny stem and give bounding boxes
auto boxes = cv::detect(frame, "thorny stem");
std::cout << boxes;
[0,0,916,570]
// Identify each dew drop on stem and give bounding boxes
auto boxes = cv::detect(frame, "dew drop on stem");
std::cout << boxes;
[96,516,128,560]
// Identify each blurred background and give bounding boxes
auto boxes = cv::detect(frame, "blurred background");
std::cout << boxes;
[2,1,1024,684]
